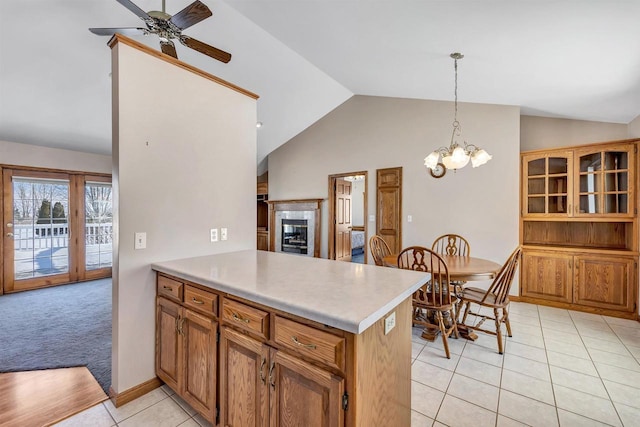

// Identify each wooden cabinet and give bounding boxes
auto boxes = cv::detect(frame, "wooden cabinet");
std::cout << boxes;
[156,272,413,426]
[257,177,269,251]
[257,229,269,251]
[520,139,639,319]
[155,277,217,422]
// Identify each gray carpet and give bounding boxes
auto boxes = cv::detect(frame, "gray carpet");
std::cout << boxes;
[0,279,112,393]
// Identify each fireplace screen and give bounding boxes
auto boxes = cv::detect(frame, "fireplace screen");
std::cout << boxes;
[281,219,308,254]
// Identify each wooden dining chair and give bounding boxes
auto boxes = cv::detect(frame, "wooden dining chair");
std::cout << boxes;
[457,247,522,354]
[369,235,392,266]
[432,233,471,307]
[397,246,458,359]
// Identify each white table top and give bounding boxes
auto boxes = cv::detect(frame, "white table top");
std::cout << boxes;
[152,249,427,334]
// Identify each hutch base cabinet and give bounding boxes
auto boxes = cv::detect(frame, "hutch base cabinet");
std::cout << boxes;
[520,139,639,319]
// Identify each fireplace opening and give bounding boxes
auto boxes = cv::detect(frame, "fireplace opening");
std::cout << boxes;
[281,219,308,255]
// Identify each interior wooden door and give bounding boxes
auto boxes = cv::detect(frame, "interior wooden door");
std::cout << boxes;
[376,167,402,253]
[335,178,352,262]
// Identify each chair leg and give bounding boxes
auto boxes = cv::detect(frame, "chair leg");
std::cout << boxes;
[494,307,504,354]
[449,308,459,339]
[435,311,451,359]
[461,301,471,325]
[503,306,512,337]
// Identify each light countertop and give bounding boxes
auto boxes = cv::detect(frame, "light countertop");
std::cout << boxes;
[152,249,427,334]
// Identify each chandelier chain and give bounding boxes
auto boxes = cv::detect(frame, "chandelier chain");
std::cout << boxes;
[454,57,458,124]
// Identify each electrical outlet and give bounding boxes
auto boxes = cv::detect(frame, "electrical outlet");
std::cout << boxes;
[407,215,413,223]
[210,228,218,242]
[134,232,146,250]
[369,214,375,222]
[221,228,228,241]
[384,311,396,335]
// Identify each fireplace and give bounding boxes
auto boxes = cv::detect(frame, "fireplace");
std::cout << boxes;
[267,199,322,257]
[281,219,308,254]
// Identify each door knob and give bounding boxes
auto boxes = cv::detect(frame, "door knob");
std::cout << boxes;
[6,233,14,237]
[6,223,13,228]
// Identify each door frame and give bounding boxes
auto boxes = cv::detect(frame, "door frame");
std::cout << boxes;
[1,164,112,294]
[328,171,368,262]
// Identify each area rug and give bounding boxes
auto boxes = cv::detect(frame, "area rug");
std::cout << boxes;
[0,279,112,393]
[0,367,107,426]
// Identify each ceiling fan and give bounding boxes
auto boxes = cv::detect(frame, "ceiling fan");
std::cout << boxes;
[89,0,231,63]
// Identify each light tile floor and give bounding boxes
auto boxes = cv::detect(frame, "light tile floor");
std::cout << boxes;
[54,302,640,427]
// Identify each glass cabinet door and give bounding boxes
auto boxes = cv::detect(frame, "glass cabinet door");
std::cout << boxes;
[522,152,572,216]
[575,144,634,217]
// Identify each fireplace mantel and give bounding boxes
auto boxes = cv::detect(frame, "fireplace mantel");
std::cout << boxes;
[267,199,322,257]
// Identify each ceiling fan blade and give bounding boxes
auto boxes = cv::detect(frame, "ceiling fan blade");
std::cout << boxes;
[116,0,151,20]
[169,0,212,30]
[89,27,147,36]
[160,40,178,59]
[180,36,231,63]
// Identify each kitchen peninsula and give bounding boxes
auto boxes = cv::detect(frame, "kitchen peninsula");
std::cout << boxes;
[152,249,427,426]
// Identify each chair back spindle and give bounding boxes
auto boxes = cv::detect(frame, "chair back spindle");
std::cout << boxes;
[481,247,522,305]
[432,234,470,257]
[369,235,392,266]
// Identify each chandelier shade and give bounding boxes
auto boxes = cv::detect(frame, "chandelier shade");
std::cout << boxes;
[424,53,491,173]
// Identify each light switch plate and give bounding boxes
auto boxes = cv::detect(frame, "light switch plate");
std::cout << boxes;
[134,232,146,250]
[384,311,396,335]
[221,228,228,241]
[369,214,375,222]
[407,215,413,222]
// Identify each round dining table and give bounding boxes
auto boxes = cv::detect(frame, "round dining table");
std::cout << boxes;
[382,254,502,281]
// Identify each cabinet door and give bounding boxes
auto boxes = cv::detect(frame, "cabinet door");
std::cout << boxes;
[522,152,573,217]
[257,231,269,251]
[521,251,573,303]
[269,348,345,427]
[156,297,181,391]
[220,327,269,427]
[182,309,217,420]
[574,144,635,217]
[574,255,636,312]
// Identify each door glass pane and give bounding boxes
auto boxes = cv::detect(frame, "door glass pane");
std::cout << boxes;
[604,151,627,170]
[605,194,627,214]
[528,197,545,213]
[548,195,567,213]
[579,194,600,214]
[548,176,567,194]
[85,182,113,270]
[527,178,545,195]
[13,178,70,279]
[579,172,600,193]
[548,157,568,174]
[527,158,545,176]
[579,153,601,172]
[604,171,628,192]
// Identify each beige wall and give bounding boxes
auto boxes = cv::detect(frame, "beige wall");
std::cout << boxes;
[628,114,640,138]
[111,40,256,392]
[0,140,111,173]
[520,116,628,151]
[268,95,520,290]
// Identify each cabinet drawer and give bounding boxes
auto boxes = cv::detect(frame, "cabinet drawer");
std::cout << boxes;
[184,285,218,317]
[157,275,183,301]
[222,299,269,340]
[274,316,345,371]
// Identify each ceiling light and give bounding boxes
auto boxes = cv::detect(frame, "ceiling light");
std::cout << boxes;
[424,53,492,172]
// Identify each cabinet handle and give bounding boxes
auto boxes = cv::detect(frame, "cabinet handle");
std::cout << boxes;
[163,286,172,290]
[232,313,250,323]
[291,336,317,350]
[178,318,185,336]
[269,361,276,389]
[175,316,180,333]
[260,358,266,384]
[191,297,204,305]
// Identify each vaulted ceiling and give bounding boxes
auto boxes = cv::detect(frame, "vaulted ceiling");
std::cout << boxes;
[1,1,639,164]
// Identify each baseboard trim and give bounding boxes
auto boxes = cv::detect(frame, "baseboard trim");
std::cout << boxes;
[109,377,163,408]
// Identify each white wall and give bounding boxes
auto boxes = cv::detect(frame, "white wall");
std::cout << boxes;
[0,140,110,173]
[520,116,628,151]
[111,39,256,392]
[629,114,640,138]
[268,95,520,290]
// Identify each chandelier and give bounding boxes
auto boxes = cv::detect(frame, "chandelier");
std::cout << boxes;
[424,53,492,171]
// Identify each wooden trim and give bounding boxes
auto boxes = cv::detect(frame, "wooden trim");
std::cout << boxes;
[0,163,110,178]
[327,172,368,262]
[516,296,638,320]
[108,34,259,100]
[521,138,640,156]
[108,377,163,408]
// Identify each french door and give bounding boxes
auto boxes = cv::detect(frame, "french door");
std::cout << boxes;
[1,168,112,293]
